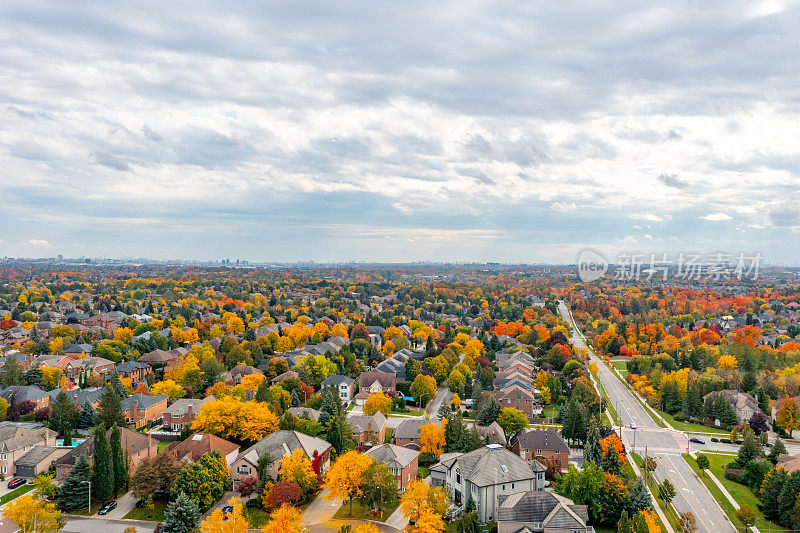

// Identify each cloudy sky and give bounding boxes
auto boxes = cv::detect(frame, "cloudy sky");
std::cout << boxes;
[2,1,800,263]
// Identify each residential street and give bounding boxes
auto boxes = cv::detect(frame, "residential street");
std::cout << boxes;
[558,301,738,533]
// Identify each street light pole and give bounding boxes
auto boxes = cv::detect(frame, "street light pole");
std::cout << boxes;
[81,479,91,513]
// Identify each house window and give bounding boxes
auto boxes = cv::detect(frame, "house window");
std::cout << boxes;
[502,484,505,490]
[1,454,6,461]
[456,473,461,484]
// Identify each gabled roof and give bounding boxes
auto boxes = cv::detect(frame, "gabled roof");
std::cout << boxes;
[347,412,386,434]
[237,430,330,466]
[433,444,545,487]
[47,387,104,407]
[55,427,153,466]
[121,393,167,411]
[116,361,151,373]
[366,443,419,469]
[164,396,214,416]
[393,419,430,440]
[166,432,239,463]
[0,385,49,403]
[321,375,354,388]
[286,407,321,422]
[509,428,569,453]
[498,491,588,530]
[0,425,54,453]
[358,370,396,389]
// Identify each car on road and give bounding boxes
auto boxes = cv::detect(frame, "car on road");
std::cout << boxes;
[630,423,636,430]
[689,437,706,445]
[98,501,117,515]
[7,477,26,489]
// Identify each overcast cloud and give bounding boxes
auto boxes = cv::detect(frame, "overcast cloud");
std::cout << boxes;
[1,1,800,263]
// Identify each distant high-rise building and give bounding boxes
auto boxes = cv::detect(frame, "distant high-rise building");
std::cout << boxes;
[57,254,63,261]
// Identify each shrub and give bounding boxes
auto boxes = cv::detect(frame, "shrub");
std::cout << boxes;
[724,468,744,483]
[711,438,718,443]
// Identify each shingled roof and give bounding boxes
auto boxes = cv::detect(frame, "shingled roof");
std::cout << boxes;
[498,491,589,530]
[509,428,569,453]
[433,444,545,487]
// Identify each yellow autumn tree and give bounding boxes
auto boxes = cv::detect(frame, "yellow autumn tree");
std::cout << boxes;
[420,422,445,459]
[717,354,737,370]
[262,504,303,533]
[151,379,187,400]
[114,327,133,343]
[41,367,63,390]
[323,450,373,516]
[280,449,316,491]
[400,480,431,523]
[241,373,266,392]
[363,392,392,416]
[200,496,247,533]
[414,505,445,533]
[191,398,278,443]
[3,494,62,533]
[354,524,382,533]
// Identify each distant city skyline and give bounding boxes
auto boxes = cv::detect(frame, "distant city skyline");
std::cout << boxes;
[2,2,800,263]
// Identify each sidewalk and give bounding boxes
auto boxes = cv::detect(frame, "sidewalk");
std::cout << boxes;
[694,453,760,533]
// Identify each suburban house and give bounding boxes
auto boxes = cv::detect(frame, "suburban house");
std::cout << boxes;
[14,446,70,478]
[771,396,799,421]
[62,343,93,358]
[321,375,356,404]
[703,389,763,423]
[497,491,593,533]
[54,427,158,480]
[30,355,71,371]
[476,421,506,445]
[355,371,397,405]
[430,444,546,523]
[0,385,51,410]
[166,432,240,467]
[286,407,322,422]
[63,357,115,380]
[392,419,431,449]
[116,361,152,384]
[230,430,331,492]
[0,424,57,477]
[271,370,299,385]
[365,443,419,490]
[347,412,387,448]
[138,349,179,365]
[492,386,541,419]
[509,429,571,473]
[777,453,800,474]
[229,365,261,384]
[46,387,104,409]
[121,393,168,428]
[163,396,214,431]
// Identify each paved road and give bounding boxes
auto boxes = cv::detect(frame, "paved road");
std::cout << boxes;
[426,386,452,420]
[62,517,156,533]
[558,302,737,533]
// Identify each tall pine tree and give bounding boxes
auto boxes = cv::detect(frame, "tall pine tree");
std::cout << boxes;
[584,416,603,465]
[97,385,125,428]
[58,455,91,511]
[163,492,201,533]
[92,425,114,503]
[78,402,97,429]
[110,423,128,495]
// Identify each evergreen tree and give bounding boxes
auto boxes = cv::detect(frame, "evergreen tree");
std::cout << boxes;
[602,442,624,477]
[762,468,788,520]
[617,510,634,533]
[768,437,787,464]
[92,425,114,503]
[255,378,270,403]
[163,491,201,533]
[97,385,125,428]
[109,374,129,399]
[110,423,128,494]
[562,398,587,444]
[733,427,762,468]
[778,471,800,527]
[291,389,300,407]
[584,416,603,465]
[684,382,703,419]
[78,403,97,429]
[49,391,80,434]
[24,365,44,388]
[63,427,72,447]
[0,355,24,387]
[325,411,353,454]
[58,455,91,511]
[477,397,501,426]
[625,478,651,515]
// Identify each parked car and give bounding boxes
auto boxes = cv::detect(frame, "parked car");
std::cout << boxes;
[7,478,26,489]
[689,437,706,445]
[221,505,234,517]
[98,501,117,515]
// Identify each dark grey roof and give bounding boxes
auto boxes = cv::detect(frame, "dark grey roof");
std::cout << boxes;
[47,387,104,407]
[393,419,430,439]
[14,445,61,467]
[509,429,569,453]
[366,443,419,469]
[116,361,150,373]
[0,385,49,403]
[121,393,167,410]
[498,491,588,529]
[435,444,545,487]
[321,375,354,388]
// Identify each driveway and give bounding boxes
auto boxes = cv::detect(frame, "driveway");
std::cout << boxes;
[303,488,342,526]
[426,386,451,420]
[103,491,138,519]
[203,490,239,518]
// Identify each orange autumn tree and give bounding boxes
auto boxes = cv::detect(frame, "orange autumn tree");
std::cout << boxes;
[323,450,373,516]
[600,434,627,466]
[191,397,278,443]
[420,422,445,459]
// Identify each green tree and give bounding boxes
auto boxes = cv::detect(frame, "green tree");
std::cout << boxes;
[496,408,528,442]
[49,391,79,434]
[602,441,624,477]
[110,423,128,494]
[0,355,25,387]
[92,425,114,503]
[24,365,44,388]
[778,470,800,527]
[77,402,96,429]
[555,461,604,520]
[658,478,675,504]
[584,416,603,465]
[598,473,629,525]
[96,385,125,428]
[109,374,129,399]
[768,437,787,464]
[561,398,587,444]
[761,467,788,521]
[58,456,91,511]
[695,454,709,473]
[171,451,231,512]
[625,477,651,515]
[357,462,399,518]
[733,427,762,468]
[162,491,201,533]
[476,397,501,426]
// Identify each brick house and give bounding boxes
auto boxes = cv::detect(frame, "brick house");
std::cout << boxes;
[355,371,397,405]
[347,412,386,448]
[509,428,570,473]
[54,427,158,480]
[46,387,104,410]
[116,361,152,384]
[0,386,51,411]
[492,385,541,419]
[0,424,57,477]
[14,446,70,478]
[166,432,239,467]
[230,430,331,492]
[63,357,115,380]
[365,443,419,490]
[163,396,214,431]
[121,394,168,429]
[321,375,356,404]
[392,419,432,449]
[703,389,763,423]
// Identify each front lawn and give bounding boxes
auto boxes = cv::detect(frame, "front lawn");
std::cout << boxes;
[332,499,400,522]
[542,403,560,419]
[419,466,430,479]
[244,506,271,528]
[0,484,35,505]
[385,427,394,443]
[684,452,786,532]
[123,499,168,521]
[157,441,170,452]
